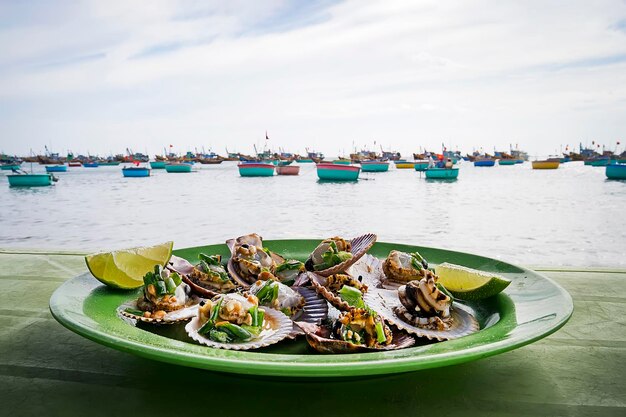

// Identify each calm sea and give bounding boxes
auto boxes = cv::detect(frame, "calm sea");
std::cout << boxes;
[1,161,624,267]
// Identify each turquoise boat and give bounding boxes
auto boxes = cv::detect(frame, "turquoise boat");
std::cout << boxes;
[414,160,429,171]
[498,160,517,166]
[590,159,610,167]
[316,163,360,181]
[332,160,352,165]
[261,159,279,166]
[7,174,53,187]
[1,164,21,171]
[238,163,275,177]
[425,168,459,179]
[606,164,626,179]
[98,161,121,166]
[296,158,314,163]
[149,161,167,169]
[165,163,192,173]
[46,165,67,172]
[360,161,389,172]
[83,162,99,168]
[277,160,293,166]
[122,167,150,177]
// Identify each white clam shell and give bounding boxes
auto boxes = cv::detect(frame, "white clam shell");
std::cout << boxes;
[185,307,292,350]
[364,288,479,341]
[117,301,200,325]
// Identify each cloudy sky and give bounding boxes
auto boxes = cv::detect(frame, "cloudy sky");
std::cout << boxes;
[1,0,625,158]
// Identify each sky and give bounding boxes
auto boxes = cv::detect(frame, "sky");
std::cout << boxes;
[1,0,626,158]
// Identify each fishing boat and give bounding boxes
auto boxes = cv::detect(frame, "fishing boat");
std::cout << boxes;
[425,168,459,179]
[295,158,314,163]
[45,165,67,172]
[316,163,360,181]
[165,163,192,173]
[277,160,293,166]
[606,163,626,180]
[68,161,82,167]
[360,161,389,172]
[149,161,166,169]
[7,173,54,187]
[98,161,121,166]
[332,160,351,165]
[588,157,610,167]
[276,165,300,176]
[1,163,21,171]
[532,159,560,170]
[238,163,275,177]
[474,158,496,167]
[413,160,430,171]
[394,160,415,169]
[122,167,151,177]
[83,162,99,168]
[498,159,517,166]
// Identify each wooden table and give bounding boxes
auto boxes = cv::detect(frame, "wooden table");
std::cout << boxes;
[1,250,624,417]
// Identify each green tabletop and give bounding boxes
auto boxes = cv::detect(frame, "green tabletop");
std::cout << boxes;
[1,250,624,417]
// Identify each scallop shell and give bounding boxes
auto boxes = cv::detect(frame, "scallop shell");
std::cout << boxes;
[168,254,227,298]
[295,321,415,353]
[347,253,386,288]
[286,286,329,339]
[226,237,286,289]
[309,233,377,277]
[117,301,200,325]
[364,289,479,341]
[308,272,360,312]
[185,307,292,350]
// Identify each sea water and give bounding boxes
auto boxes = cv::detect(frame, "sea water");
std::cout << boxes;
[1,161,624,267]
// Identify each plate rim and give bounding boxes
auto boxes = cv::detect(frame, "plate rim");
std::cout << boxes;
[49,239,573,377]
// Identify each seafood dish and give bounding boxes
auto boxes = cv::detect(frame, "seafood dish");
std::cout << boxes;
[106,233,510,353]
[118,265,200,324]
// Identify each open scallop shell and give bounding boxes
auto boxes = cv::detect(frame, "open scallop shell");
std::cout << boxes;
[286,286,329,339]
[185,307,292,350]
[117,301,200,325]
[226,238,286,289]
[307,272,363,312]
[347,253,386,288]
[364,289,479,341]
[168,255,226,298]
[295,321,415,353]
[308,233,377,277]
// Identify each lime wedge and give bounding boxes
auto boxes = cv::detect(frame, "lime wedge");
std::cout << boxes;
[85,242,174,289]
[434,262,511,301]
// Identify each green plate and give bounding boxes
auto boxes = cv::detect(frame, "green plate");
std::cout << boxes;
[49,240,572,377]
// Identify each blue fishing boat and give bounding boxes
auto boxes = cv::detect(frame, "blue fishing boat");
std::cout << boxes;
[498,160,517,166]
[45,165,67,173]
[83,162,99,168]
[360,161,389,172]
[238,163,275,177]
[474,158,496,167]
[606,163,626,180]
[425,168,459,179]
[122,167,151,177]
[316,163,360,181]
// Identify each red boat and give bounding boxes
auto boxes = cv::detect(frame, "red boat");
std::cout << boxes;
[276,165,300,175]
[68,161,82,167]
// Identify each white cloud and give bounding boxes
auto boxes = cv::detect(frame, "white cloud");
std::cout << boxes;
[1,0,625,157]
